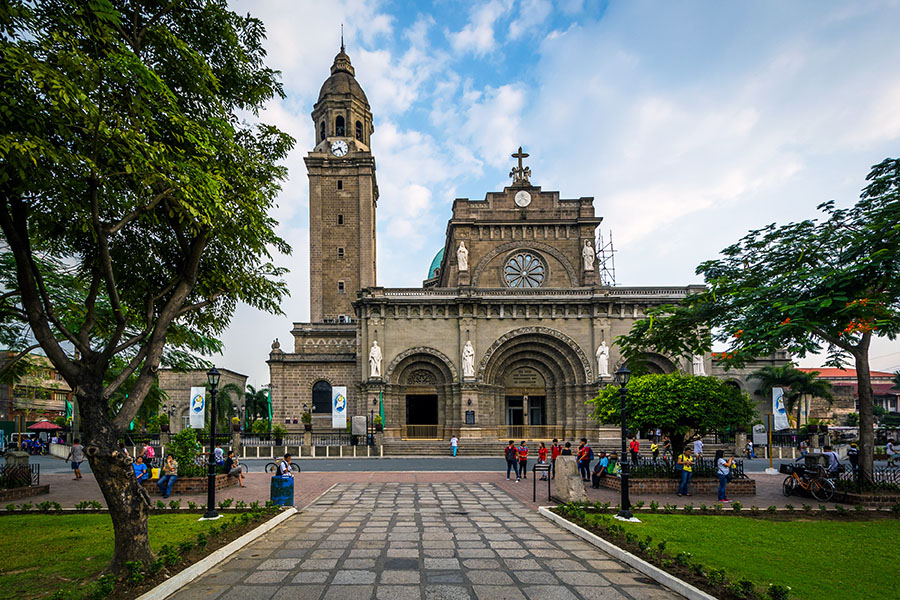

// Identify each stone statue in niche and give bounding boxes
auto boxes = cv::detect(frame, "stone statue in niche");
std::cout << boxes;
[457,241,469,272]
[692,354,706,376]
[595,341,609,379]
[582,240,595,271]
[462,340,475,378]
[369,340,383,378]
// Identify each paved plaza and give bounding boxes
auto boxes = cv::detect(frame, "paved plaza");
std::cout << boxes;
[169,482,681,600]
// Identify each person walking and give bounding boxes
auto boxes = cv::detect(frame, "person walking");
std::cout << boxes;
[715,449,734,502]
[157,454,179,499]
[450,434,459,457]
[518,441,529,479]
[677,447,694,497]
[847,442,859,473]
[650,440,659,461]
[65,438,85,480]
[550,439,562,479]
[629,437,640,463]
[504,440,520,482]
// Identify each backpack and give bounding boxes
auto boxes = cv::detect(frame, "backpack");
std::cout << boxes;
[587,446,594,461]
[505,446,516,461]
[144,445,155,459]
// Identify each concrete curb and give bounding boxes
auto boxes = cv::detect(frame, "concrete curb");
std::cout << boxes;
[135,506,297,600]
[538,506,718,600]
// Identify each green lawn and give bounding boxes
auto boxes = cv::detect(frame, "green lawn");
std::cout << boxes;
[587,513,900,600]
[0,513,237,599]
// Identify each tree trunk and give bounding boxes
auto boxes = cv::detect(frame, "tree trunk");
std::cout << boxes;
[853,351,875,482]
[80,389,155,572]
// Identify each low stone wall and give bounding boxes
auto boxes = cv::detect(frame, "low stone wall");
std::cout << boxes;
[0,484,50,502]
[142,474,237,496]
[597,475,757,496]
[835,489,900,507]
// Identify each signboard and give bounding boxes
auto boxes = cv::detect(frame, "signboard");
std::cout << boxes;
[189,386,206,429]
[332,386,347,429]
[752,424,767,446]
[465,410,475,425]
[772,387,790,431]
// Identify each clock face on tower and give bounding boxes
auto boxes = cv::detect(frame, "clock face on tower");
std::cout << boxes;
[514,190,531,207]
[330,140,349,157]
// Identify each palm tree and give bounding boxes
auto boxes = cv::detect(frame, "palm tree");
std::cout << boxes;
[204,382,242,432]
[749,364,833,428]
[244,384,269,425]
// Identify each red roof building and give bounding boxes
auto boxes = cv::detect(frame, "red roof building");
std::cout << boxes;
[798,368,899,415]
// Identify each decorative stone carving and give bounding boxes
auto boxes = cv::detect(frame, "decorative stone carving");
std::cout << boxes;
[582,240,595,271]
[471,240,578,287]
[457,241,469,272]
[462,340,475,378]
[477,326,593,382]
[595,341,609,379]
[408,370,435,385]
[385,346,459,382]
[369,340,383,378]
[692,354,706,376]
[271,338,280,350]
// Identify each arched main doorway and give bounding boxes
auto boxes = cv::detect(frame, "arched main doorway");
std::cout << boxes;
[504,366,547,439]
[385,348,457,439]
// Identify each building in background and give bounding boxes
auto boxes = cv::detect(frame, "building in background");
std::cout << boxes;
[798,368,900,425]
[0,351,72,422]
[156,368,248,433]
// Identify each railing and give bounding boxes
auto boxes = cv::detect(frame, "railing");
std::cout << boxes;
[124,434,160,446]
[498,425,565,441]
[311,432,351,446]
[0,463,40,488]
[241,434,274,447]
[401,425,443,440]
[835,466,900,493]
[628,456,747,480]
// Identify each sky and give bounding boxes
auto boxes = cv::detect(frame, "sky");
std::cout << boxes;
[222,0,900,388]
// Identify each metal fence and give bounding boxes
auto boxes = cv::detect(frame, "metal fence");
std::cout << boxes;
[310,432,351,446]
[627,456,747,480]
[835,466,900,492]
[0,463,40,488]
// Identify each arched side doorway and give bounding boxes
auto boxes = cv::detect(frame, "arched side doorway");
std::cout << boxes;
[385,348,457,440]
[480,329,592,440]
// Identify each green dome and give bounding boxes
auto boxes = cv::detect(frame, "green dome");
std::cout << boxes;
[428,248,444,279]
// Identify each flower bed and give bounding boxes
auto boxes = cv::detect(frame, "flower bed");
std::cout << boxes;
[597,475,756,495]
[142,474,237,496]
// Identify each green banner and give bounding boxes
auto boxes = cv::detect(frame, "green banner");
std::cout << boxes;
[267,387,273,432]
[379,390,385,427]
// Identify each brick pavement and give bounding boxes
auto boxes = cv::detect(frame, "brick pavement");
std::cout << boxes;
[168,482,681,600]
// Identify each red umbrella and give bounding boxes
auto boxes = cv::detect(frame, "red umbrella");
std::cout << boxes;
[27,420,62,431]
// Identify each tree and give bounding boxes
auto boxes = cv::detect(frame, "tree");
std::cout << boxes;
[244,384,270,423]
[589,374,757,457]
[616,159,900,481]
[0,1,292,573]
[748,364,833,428]
[892,371,900,393]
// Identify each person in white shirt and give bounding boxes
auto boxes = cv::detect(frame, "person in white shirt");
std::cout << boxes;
[277,453,294,477]
[887,439,898,467]
[450,435,459,457]
[693,438,704,460]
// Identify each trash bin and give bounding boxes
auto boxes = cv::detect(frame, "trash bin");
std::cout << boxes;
[270,475,294,506]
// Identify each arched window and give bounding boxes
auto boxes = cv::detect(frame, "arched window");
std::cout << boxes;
[312,380,332,413]
[319,121,325,142]
[335,116,345,136]
[355,120,363,141]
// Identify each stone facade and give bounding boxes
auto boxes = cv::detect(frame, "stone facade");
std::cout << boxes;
[157,368,248,433]
[269,47,781,442]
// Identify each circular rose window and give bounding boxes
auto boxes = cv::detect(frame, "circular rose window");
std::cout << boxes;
[503,253,545,288]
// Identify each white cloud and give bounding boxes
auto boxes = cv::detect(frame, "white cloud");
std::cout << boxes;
[508,0,553,40]
[449,0,513,55]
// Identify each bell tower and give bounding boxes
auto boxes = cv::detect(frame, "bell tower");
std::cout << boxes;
[305,44,378,323]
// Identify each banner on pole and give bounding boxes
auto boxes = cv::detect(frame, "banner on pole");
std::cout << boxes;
[772,387,790,431]
[332,386,347,429]
[189,386,206,429]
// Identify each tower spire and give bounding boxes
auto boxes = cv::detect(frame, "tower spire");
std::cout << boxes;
[341,24,344,53]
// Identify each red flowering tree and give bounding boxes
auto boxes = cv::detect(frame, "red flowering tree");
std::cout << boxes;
[617,159,900,480]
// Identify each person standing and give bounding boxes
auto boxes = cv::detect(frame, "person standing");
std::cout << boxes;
[577,438,592,482]
[157,454,179,499]
[847,442,859,473]
[662,436,672,460]
[504,440,520,482]
[629,437,640,463]
[66,438,85,480]
[550,439,562,479]
[677,447,694,497]
[213,442,224,466]
[450,434,459,457]
[650,441,659,461]
[538,442,549,480]
[692,438,704,460]
[715,449,734,502]
[518,441,529,479]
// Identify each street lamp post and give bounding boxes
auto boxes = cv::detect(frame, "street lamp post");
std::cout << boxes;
[615,365,633,520]
[203,367,221,520]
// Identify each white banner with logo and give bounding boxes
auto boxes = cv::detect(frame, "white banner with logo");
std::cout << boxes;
[772,387,790,431]
[332,386,348,429]
[189,386,206,429]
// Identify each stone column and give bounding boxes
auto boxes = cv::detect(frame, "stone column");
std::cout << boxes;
[735,431,747,457]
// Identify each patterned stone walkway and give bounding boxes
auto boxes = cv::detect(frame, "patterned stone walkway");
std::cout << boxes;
[170,483,682,600]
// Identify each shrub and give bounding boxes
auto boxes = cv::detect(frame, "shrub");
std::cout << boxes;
[90,574,115,600]
[271,423,288,438]
[187,501,198,510]
[707,567,727,586]
[89,500,102,510]
[75,501,90,511]
[251,419,270,434]
[663,503,676,514]
[168,499,181,510]
[692,563,705,577]
[649,501,659,512]
[683,504,694,514]
[699,503,708,513]
[767,583,791,600]
[750,505,760,514]
[890,503,900,515]
[656,540,667,553]
[818,504,828,514]
[155,500,166,510]
[20,502,32,511]
[727,578,755,598]
[124,561,144,585]
[802,504,812,513]
[6,503,17,511]
[218,498,234,509]
[638,536,653,552]
[675,551,692,567]
[785,504,794,512]
[178,541,194,555]
[731,501,742,512]
[633,500,645,509]
[854,504,866,513]
[767,506,777,514]
[235,500,247,510]
[835,504,848,516]
[149,559,164,575]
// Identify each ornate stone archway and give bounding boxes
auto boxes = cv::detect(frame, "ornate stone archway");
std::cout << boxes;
[471,241,579,288]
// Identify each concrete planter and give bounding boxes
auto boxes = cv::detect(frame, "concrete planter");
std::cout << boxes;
[142,474,237,496]
[597,475,757,496]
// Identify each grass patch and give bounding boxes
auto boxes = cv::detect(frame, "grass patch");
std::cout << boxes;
[0,514,238,599]
[587,513,900,600]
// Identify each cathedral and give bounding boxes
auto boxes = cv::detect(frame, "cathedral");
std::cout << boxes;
[267,47,776,442]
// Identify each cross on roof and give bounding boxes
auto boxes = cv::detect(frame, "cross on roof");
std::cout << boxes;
[509,146,532,186]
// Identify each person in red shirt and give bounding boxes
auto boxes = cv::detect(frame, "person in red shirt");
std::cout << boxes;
[504,440,520,481]
[518,441,529,479]
[577,438,592,481]
[538,442,549,481]
[629,437,640,463]
[550,438,562,479]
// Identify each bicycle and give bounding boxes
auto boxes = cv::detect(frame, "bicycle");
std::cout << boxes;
[265,461,300,474]
[780,462,834,501]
